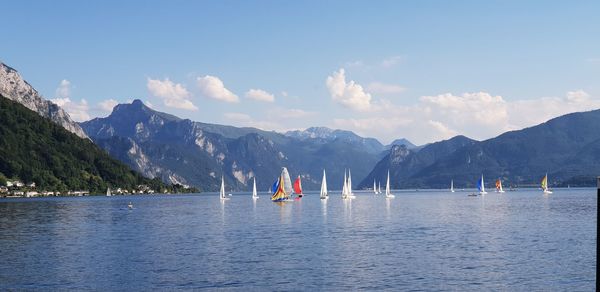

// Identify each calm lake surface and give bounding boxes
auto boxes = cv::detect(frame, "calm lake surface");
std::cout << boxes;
[0,189,596,290]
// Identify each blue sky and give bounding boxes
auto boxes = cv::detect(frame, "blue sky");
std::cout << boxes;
[2,0,599,144]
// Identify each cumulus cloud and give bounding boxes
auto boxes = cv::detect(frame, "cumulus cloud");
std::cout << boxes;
[333,90,600,145]
[50,79,91,122]
[98,99,119,112]
[55,79,71,99]
[147,78,197,110]
[245,89,275,102]
[367,82,406,94]
[197,75,239,103]
[326,68,373,111]
[51,97,90,122]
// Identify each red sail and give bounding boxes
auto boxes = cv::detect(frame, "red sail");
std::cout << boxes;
[293,176,302,194]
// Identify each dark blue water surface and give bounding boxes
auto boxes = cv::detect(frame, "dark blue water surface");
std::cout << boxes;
[0,189,596,290]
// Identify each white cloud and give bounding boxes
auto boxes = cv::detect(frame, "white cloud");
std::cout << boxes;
[271,108,316,119]
[332,90,600,145]
[245,89,275,102]
[98,99,119,112]
[223,112,282,131]
[51,97,90,122]
[381,56,402,68]
[55,79,71,99]
[50,79,90,122]
[197,75,239,103]
[326,68,373,111]
[147,78,197,110]
[367,82,406,94]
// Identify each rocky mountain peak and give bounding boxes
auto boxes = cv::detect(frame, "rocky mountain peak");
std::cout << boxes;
[0,62,88,139]
[390,144,411,164]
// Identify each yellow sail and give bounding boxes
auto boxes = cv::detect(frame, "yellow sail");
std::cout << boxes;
[541,174,548,190]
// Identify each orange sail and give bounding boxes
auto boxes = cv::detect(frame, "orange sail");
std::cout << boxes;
[293,176,303,194]
[495,179,501,190]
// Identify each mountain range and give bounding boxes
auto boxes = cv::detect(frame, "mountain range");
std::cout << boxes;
[81,101,401,192]
[2,60,599,193]
[359,110,600,189]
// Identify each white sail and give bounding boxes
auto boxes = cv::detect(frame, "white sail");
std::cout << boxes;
[252,177,259,199]
[348,169,356,198]
[385,170,395,198]
[320,170,328,200]
[478,175,487,195]
[106,187,111,197]
[282,167,293,195]
[220,176,229,200]
[341,170,349,199]
[378,181,382,194]
[450,180,454,192]
[373,180,377,194]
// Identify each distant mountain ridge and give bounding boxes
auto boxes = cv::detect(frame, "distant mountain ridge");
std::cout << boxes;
[0,62,87,139]
[360,110,600,189]
[81,100,387,191]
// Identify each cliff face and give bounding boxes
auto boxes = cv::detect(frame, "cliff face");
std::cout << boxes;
[0,62,88,139]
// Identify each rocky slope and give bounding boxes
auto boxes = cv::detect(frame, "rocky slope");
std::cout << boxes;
[81,100,383,191]
[0,62,87,139]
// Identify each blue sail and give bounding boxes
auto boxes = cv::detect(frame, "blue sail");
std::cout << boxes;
[271,179,280,194]
[477,176,483,192]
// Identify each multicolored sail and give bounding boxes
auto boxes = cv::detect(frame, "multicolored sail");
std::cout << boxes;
[271,167,293,202]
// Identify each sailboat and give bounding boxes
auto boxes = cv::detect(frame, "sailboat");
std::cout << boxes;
[220,175,230,200]
[378,181,382,194]
[341,170,349,199]
[252,177,259,199]
[373,179,378,195]
[347,170,356,199]
[477,175,487,195]
[271,167,294,202]
[495,178,505,193]
[106,186,112,197]
[320,170,328,200]
[541,173,552,194]
[385,170,395,198]
[293,176,304,200]
[450,180,455,193]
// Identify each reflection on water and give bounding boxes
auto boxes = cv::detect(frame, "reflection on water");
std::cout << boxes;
[0,189,596,290]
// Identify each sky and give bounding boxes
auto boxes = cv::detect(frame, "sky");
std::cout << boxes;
[2,0,599,145]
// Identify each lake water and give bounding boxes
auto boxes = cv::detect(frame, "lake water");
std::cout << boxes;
[0,189,596,290]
